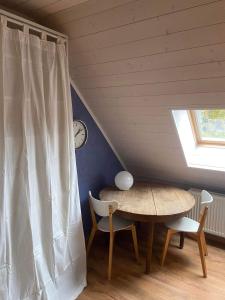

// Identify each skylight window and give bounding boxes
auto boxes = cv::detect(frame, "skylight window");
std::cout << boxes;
[172,109,225,172]
[189,110,225,145]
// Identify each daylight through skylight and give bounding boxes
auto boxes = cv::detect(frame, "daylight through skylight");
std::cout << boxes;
[172,109,225,172]
[189,110,225,145]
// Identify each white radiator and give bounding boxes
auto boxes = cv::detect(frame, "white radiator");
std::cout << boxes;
[188,188,225,238]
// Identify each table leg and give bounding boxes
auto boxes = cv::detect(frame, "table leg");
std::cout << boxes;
[146,222,155,274]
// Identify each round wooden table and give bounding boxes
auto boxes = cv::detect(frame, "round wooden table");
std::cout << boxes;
[100,182,195,274]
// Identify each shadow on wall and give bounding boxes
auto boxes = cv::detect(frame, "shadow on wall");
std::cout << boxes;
[71,86,124,237]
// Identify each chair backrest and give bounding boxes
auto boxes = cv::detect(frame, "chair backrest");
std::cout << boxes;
[198,190,213,232]
[200,190,213,205]
[89,191,118,217]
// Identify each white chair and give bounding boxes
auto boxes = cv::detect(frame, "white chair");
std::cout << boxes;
[87,191,140,279]
[161,190,213,278]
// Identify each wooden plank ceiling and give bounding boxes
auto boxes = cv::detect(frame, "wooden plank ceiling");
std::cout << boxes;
[2,0,225,191]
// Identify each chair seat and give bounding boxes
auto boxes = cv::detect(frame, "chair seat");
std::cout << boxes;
[97,215,134,232]
[165,217,200,233]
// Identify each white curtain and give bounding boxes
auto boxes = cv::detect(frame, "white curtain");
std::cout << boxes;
[0,20,86,299]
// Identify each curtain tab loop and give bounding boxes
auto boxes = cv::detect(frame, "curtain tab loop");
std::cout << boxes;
[23,25,29,34]
[0,15,7,27]
[41,32,47,40]
[57,37,65,44]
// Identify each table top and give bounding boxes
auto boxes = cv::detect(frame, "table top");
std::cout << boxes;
[100,182,195,222]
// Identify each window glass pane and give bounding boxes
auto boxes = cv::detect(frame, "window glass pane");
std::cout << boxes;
[195,109,225,141]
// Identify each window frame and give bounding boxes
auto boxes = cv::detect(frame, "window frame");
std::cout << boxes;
[189,110,225,147]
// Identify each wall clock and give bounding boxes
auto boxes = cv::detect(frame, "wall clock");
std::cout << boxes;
[73,120,88,149]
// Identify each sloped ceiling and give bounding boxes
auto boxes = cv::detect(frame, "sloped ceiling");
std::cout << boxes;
[2,0,225,191]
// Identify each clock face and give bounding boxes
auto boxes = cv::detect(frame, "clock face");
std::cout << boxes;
[73,120,88,149]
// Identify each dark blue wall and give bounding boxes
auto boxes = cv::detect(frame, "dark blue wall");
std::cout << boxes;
[71,86,124,237]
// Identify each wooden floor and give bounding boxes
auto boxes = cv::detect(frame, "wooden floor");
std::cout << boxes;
[78,227,225,300]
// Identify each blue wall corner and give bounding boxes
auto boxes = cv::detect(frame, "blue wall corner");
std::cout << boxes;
[71,86,124,237]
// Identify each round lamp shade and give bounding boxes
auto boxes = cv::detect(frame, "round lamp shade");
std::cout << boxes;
[115,171,134,191]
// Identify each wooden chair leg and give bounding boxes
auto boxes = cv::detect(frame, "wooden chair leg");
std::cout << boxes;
[201,232,208,256]
[161,229,175,266]
[87,226,97,256]
[108,231,114,280]
[131,225,140,263]
[179,232,185,249]
[197,235,207,278]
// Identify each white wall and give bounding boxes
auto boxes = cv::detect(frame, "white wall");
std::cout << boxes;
[68,0,225,191]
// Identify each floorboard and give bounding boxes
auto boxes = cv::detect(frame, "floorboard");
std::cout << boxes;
[78,227,225,300]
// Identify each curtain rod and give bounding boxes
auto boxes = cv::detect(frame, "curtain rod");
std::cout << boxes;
[0,8,67,41]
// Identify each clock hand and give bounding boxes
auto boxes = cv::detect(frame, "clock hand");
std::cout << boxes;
[75,129,81,137]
